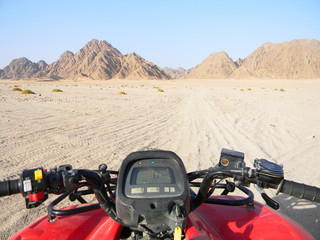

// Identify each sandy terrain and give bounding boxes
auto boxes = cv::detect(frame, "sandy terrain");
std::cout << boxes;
[0,78,319,239]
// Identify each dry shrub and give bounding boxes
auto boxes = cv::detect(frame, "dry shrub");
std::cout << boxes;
[21,90,35,94]
[12,88,22,91]
[158,89,164,92]
[52,89,63,92]
[119,91,127,95]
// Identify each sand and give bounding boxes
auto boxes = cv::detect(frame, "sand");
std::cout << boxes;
[0,78,319,238]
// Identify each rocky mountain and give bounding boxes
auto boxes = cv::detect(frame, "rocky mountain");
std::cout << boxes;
[47,50,75,78]
[37,60,49,70]
[163,67,187,79]
[184,39,320,79]
[231,39,320,79]
[1,38,320,80]
[0,57,48,79]
[234,58,244,67]
[0,39,169,80]
[185,51,237,79]
[47,40,124,80]
[115,53,169,80]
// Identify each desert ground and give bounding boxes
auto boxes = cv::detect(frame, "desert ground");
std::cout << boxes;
[0,78,319,239]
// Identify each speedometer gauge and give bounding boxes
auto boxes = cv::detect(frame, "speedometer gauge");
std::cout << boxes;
[116,150,189,234]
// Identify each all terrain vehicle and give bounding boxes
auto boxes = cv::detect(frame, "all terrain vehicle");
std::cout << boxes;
[1,149,319,239]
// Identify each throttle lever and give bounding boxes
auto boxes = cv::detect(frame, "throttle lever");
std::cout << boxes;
[254,185,280,210]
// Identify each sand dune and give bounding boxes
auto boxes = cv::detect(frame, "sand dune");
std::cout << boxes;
[0,79,319,238]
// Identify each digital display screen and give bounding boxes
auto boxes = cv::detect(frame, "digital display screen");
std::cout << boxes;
[130,167,175,185]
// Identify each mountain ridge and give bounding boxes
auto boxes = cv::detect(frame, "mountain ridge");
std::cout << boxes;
[0,39,169,80]
[1,38,320,80]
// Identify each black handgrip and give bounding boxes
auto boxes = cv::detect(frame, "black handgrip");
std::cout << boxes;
[0,179,21,197]
[279,180,320,203]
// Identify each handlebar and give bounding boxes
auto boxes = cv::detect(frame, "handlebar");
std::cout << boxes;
[0,179,21,197]
[0,158,320,214]
[278,180,320,202]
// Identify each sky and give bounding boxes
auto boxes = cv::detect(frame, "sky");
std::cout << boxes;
[0,0,319,69]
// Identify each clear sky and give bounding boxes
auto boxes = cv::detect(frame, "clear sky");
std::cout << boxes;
[0,0,319,69]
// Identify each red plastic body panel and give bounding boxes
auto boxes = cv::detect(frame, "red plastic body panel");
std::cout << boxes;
[185,198,314,240]
[10,205,123,240]
[10,198,314,240]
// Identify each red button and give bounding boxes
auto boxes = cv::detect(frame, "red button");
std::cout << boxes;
[29,191,45,202]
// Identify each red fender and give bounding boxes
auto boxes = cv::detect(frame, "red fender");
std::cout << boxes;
[10,205,123,240]
[185,197,314,240]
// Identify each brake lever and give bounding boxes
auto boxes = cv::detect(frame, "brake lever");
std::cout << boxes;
[254,185,280,210]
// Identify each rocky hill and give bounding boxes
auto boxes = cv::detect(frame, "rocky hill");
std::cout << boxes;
[115,53,169,80]
[163,67,187,79]
[184,39,320,79]
[48,40,124,80]
[0,57,48,79]
[0,39,169,80]
[231,39,320,79]
[186,51,237,79]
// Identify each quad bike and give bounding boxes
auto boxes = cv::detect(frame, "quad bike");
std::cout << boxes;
[1,149,319,239]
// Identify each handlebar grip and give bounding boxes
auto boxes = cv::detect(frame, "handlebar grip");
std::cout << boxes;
[279,180,320,203]
[0,179,21,197]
